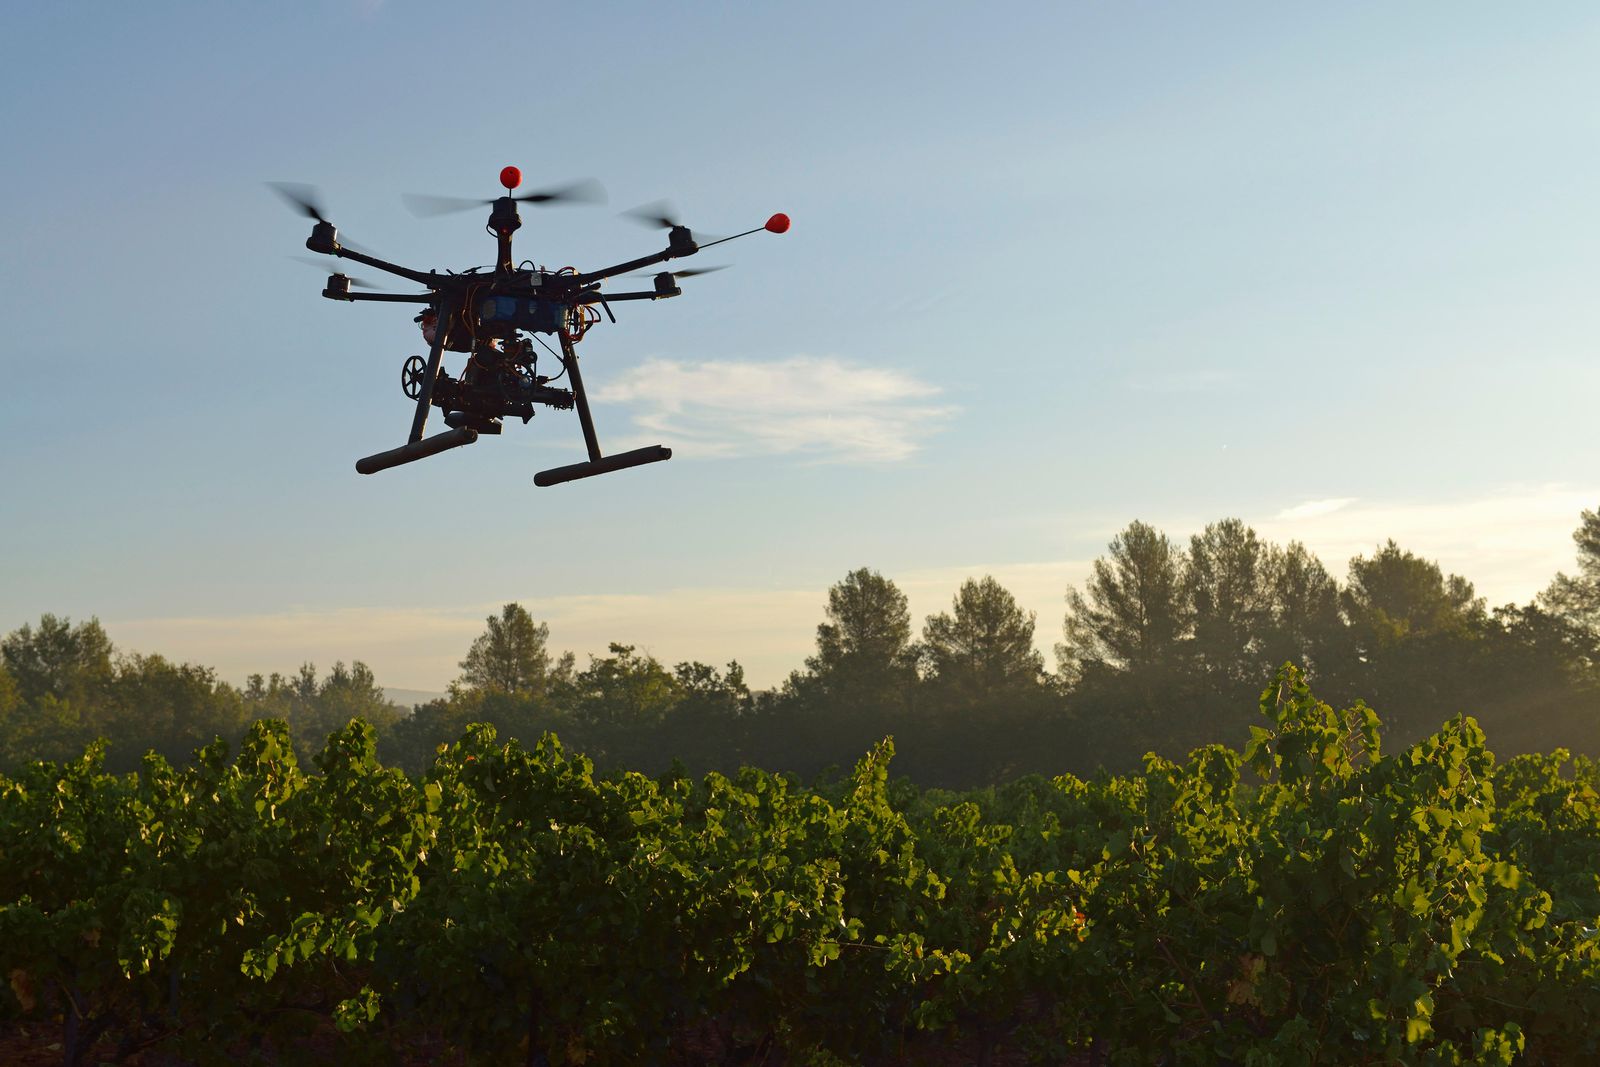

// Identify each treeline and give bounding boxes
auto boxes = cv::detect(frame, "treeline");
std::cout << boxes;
[0,623,401,776]
[4,507,1599,788]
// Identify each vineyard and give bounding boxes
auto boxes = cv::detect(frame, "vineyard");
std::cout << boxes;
[3,667,1599,1065]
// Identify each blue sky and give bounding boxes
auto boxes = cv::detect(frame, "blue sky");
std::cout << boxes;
[3,2,1598,691]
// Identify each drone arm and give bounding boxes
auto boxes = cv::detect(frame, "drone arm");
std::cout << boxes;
[573,216,786,286]
[321,289,436,303]
[573,232,697,287]
[573,252,676,286]
[575,289,679,303]
[314,241,440,287]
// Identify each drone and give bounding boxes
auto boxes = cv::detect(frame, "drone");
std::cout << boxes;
[275,166,788,485]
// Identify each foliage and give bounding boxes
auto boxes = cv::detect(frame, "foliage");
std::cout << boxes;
[7,507,1600,792]
[454,602,566,698]
[1059,520,1191,684]
[1542,506,1600,632]
[793,566,918,710]
[920,576,1045,702]
[5,669,1600,1063]
[242,661,400,767]
[0,614,115,709]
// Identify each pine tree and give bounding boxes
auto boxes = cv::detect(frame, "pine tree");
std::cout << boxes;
[1542,506,1600,631]
[801,567,916,703]
[456,603,555,696]
[1058,521,1191,682]
[1186,519,1273,687]
[921,576,1044,703]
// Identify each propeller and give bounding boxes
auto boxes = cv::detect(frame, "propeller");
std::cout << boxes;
[622,201,725,244]
[268,181,331,223]
[290,256,381,289]
[627,265,730,279]
[623,200,683,230]
[402,177,607,217]
[267,182,371,253]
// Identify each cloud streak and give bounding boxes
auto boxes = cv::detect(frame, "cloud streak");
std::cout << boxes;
[594,356,954,463]
[1254,486,1595,602]
[1273,498,1358,522]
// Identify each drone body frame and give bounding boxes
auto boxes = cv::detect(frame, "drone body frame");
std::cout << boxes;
[284,167,788,486]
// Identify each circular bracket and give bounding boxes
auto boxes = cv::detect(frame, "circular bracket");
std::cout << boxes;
[402,355,429,399]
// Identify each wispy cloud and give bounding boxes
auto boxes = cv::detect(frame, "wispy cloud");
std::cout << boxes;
[594,357,955,463]
[1273,497,1358,521]
[1254,486,1595,601]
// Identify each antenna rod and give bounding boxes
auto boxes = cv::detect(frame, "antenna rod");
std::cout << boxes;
[693,227,763,250]
[696,213,791,250]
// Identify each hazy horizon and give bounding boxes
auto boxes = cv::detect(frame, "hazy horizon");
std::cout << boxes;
[4,4,1598,694]
[74,484,1597,692]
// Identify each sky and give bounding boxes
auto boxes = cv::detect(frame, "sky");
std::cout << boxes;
[3,2,1598,694]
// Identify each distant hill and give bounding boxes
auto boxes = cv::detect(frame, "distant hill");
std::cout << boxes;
[384,688,448,710]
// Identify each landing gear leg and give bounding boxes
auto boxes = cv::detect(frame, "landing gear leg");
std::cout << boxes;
[561,332,603,464]
[533,333,671,487]
[408,302,456,444]
[355,301,480,475]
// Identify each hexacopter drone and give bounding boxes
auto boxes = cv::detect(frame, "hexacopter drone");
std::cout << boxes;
[275,166,788,485]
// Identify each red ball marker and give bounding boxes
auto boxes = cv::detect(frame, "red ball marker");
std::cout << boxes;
[499,166,522,191]
[765,212,791,234]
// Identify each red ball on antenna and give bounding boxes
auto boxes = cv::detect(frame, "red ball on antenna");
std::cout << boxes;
[499,166,522,191]
[765,212,791,234]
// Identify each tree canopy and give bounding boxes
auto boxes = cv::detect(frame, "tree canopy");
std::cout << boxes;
[921,576,1043,702]
[1058,521,1190,682]
[455,602,559,697]
[5,505,1600,788]
[1543,506,1600,631]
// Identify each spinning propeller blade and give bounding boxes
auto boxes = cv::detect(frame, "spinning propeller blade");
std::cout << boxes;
[621,201,726,245]
[623,200,682,230]
[267,182,372,252]
[627,265,730,279]
[402,177,607,217]
[290,256,381,289]
[268,181,330,223]
[400,193,486,217]
[513,177,606,205]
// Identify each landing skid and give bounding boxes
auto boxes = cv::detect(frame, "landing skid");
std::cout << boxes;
[532,332,670,486]
[535,445,671,486]
[356,427,478,474]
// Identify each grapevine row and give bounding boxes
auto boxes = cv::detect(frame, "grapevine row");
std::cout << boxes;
[3,667,1598,1064]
